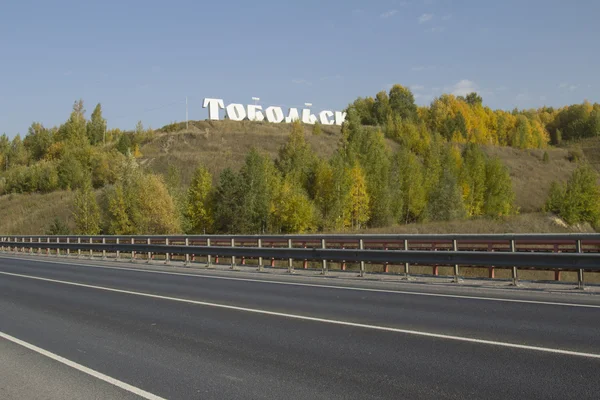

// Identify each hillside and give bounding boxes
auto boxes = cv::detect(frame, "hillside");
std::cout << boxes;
[139,120,347,187]
[0,120,590,235]
[139,120,577,214]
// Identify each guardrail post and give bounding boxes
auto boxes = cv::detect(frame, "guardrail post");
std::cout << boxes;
[21,237,24,253]
[230,238,236,269]
[303,242,308,269]
[38,237,42,255]
[146,238,151,263]
[115,238,120,261]
[321,239,327,275]
[164,238,170,265]
[452,239,462,283]
[510,239,518,286]
[257,238,263,271]
[206,238,212,268]
[359,239,365,277]
[383,243,389,273]
[77,237,81,258]
[89,237,93,259]
[29,237,33,255]
[287,238,294,274]
[66,238,70,257]
[402,239,410,280]
[46,237,50,256]
[102,238,107,260]
[184,238,190,267]
[577,239,585,290]
[130,237,135,262]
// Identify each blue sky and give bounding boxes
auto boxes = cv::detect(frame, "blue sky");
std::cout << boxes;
[0,0,598,136]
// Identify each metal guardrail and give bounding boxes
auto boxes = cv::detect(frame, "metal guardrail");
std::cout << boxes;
[1,234,599,288]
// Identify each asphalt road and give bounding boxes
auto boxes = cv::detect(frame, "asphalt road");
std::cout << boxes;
[1,255,600,399]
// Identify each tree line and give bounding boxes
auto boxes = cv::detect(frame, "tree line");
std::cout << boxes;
[351,85,600,150]
[67,117,515,235]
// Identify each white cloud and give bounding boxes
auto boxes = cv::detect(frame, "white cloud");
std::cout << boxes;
[419,13,434,23]
[515,93,530,103]
[559,82,580,91]
[411,65,436,71]
[320,75,343,81]
[427,26,445,33]
[448,79,478,96]
[292,79,312,86]
[380,10,398,18]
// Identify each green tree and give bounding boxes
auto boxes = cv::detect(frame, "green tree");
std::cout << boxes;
[58,99,88,145]
[388,84,418,122]
[276,120,316,189]
[57,152,87,189]
[240,149,281,233]
[212,168,246,233]
[547,165,600,227]
[185,165,213,234]
[460,144,487,217]
[373,91,392,125]
[73,177,101,235]
[390,149,427,223]
[425,169,466,221]
[483,157,515,218]
[272,177,316,233]
[87,103,107,145]
[24,122,53,160]
[312,121,322,136]
[46,218,70,235]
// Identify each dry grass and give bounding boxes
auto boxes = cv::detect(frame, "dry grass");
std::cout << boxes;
[353,213,595,235]
[0,191,77,235]
[481,145,577,213]
[140,120,344,186]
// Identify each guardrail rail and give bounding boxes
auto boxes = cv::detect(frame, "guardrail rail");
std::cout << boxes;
[1,234,600,288]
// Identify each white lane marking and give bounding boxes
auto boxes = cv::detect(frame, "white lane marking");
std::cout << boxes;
[2,270,600,360]
[1,255,599,309]
[0,331,166,400]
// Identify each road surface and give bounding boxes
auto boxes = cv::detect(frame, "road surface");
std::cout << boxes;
[1,255,599,399]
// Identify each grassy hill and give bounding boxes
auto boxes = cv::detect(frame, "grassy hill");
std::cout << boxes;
[139,120,577,214]
[0,120,593,235]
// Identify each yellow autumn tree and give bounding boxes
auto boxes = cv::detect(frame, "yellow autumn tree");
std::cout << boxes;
[347,164,370,229]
